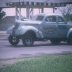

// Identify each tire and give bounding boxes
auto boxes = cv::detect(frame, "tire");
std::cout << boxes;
[67,33,72,45]
[22,33,34,46]
[8,35,19,46]
[51,39,60,45]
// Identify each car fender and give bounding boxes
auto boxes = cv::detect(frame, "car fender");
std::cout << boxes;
[67,28,72,38]
[7,25,14,34]
[17,26,44,38]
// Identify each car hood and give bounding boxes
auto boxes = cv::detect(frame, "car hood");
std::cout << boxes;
[16,19,42,25]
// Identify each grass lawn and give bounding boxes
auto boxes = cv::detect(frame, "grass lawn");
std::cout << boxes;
[0,54,72,72]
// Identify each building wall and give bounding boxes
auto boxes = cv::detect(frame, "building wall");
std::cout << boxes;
[0,0,72,8]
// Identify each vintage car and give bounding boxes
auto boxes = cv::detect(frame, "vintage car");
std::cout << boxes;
[7,13,72,46]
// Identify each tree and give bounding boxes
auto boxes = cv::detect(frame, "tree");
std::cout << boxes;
[0,8,5,20]
[59,4,72,21]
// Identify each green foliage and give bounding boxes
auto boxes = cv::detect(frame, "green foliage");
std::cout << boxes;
[0,54,72,72]
[0,8,5,20]
[63,14,72,21]
[59,5,72,21]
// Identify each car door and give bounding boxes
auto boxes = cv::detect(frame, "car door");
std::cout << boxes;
[57,16,68,38]
[42,16,58,38]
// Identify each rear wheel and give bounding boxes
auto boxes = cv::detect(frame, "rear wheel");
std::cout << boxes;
[8,35,19,46]
[67,33,72,45]
[22,33,34,46]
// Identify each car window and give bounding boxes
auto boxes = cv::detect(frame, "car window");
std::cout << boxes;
[57,16,64,22]
[45,16,56,22]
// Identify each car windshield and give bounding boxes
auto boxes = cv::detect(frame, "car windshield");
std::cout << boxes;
[32,15,44,21]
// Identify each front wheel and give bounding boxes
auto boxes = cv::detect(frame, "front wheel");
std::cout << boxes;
[22,34,34,46]
[8,35,19,46]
